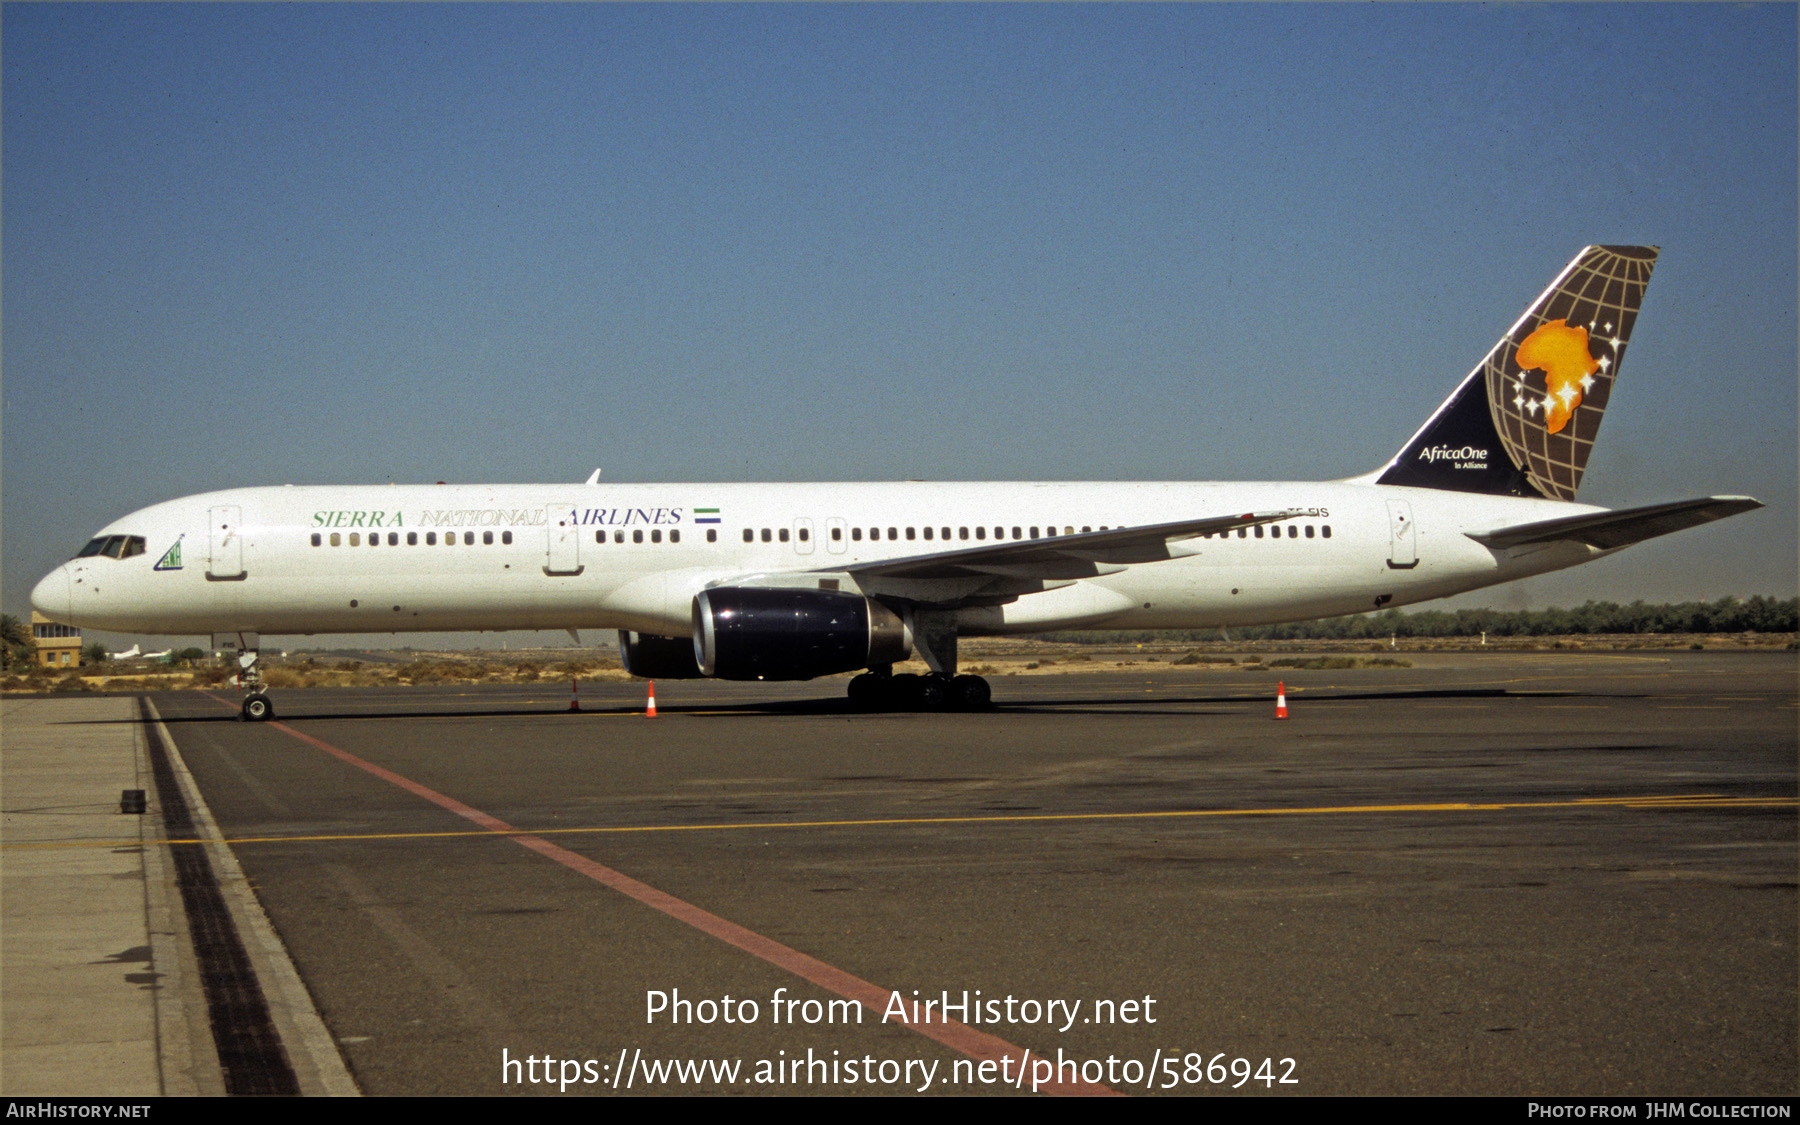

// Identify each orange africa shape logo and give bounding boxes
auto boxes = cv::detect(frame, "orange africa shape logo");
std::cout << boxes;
[1514,320,1598,434]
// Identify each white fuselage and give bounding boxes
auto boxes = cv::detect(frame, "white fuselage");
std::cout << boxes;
[32,480,1603,643]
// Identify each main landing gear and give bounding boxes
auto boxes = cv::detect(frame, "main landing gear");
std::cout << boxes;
[221,631,274,721]
[847,667,992,712]
[846,610,991,712]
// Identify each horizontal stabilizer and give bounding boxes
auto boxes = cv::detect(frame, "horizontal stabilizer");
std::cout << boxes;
[1467,496,1763,552]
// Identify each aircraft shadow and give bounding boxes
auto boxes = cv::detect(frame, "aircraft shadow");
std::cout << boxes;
[41,685,1612,725]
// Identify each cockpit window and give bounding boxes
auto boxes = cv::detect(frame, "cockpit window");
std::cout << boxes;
[74,535,147,560]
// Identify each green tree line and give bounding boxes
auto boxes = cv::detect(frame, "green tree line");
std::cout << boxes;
[1044,596,1798,644]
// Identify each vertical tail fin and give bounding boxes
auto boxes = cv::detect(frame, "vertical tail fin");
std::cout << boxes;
[1375,245,1658,501]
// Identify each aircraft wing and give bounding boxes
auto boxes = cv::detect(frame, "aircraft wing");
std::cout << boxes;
[1466,496,1763,552]
[780,510,1296,606]
[837,510,1295,580]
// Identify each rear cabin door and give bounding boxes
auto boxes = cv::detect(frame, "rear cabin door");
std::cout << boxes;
[1386,499,1418,569]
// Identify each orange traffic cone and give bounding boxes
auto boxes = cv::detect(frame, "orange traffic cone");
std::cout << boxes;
[646,680,658,718]
[1275,681,1289,720]
[570,678,581,712]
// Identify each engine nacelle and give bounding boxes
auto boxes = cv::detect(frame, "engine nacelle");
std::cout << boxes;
[693,587,911,681]
[616,630,705,678]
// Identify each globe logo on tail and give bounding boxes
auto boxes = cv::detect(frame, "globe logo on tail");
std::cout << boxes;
[1513,319,1601,435]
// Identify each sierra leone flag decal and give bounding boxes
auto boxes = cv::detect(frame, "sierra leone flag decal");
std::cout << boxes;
[694,507,722,525]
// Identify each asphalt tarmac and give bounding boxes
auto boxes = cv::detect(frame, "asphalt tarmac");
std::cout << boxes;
[145,650,1797,1096]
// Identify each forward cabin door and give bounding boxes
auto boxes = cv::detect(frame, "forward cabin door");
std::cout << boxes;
[1386,499,1418,569]
[544,502,583,575]
[207,505,245,580]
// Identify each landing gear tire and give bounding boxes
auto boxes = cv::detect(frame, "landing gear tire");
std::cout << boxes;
[916,674,952,711]
[241,692,274,722]
[889,673,922,710]
[846,670,986,712]
[847,673,884,710]
[952,674,992,710]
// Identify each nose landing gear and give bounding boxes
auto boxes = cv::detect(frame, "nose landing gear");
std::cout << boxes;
[221,631,274,721]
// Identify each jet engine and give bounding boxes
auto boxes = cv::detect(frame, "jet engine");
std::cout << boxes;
[692,587,911,681]
[617,630,706,678]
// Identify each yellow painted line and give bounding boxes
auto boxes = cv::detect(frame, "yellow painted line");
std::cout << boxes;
[6,794,1792,852]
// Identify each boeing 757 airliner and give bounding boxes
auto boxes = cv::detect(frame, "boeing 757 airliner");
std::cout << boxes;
[32,246,1761,718]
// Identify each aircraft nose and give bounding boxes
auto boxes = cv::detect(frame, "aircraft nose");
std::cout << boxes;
[31,567,71,622]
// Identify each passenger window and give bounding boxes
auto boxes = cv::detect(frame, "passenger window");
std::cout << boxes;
[761,529,772,543]
[465,532,476,545]
[614,530,625,544]
[331,533,342,547]
[975,527,986,540]
[1323,526,1332,539]
[1012,527,1021,540]
[484,531,494,545]
[831,527,842,541]
[941,527,950,540]
[798,528,809,542]
[426,532,437,545]
[959,527,969,540]
[778,528,790,543]
[350,533,361,547]
[905,527,915,540]
[1254,526,1264,539]
[408,532,418,546]
[923,527,934,540]
[743,529,754,543]
[706,529,716,543]
[503,531,512,545]
[651,529,662,544]
[671,530,680,544]
[887,528,897,541]
[312,533,322,547]
[596,531,605,545]
[634,530,644,544]
[1237,528,1246,539]
[852,528,863,541]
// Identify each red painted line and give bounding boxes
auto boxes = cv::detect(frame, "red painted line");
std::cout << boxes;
[205,694,1115,1095]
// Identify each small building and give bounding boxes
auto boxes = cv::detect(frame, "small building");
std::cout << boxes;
[31,612,81,669]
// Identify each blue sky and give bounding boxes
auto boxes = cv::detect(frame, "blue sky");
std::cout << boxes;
[5,3,1795,645]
